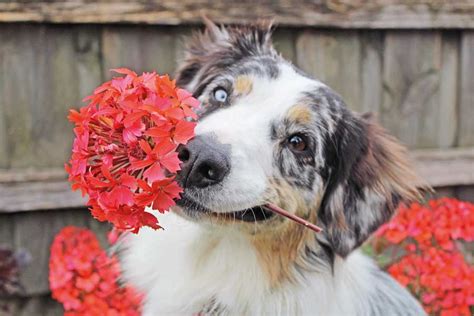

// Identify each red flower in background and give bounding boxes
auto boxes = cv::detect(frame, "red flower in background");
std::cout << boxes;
[49,226,143,315]
[374,198,474,315]
[65,69,199,233]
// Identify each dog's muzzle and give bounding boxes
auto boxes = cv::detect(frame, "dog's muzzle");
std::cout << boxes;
[175,134,276,223]
[177,134,231,189]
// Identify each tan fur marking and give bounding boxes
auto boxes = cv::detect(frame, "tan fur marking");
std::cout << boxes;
[250,179,323,288]
[252,223,313,288]
[234,76,253,95]
[287,104,312,124]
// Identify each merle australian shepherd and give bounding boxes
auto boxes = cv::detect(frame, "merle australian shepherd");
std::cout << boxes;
[121,21,427,315]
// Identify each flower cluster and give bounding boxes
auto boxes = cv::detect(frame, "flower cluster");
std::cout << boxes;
[374,198,474,315]
[0,247,30,296]
[49,226,143,315]
[66,69,199,232]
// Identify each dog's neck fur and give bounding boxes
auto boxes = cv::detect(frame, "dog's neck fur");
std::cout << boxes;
[121,211,424,316]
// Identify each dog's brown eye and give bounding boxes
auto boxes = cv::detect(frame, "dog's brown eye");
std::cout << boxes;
[288,134,307,152]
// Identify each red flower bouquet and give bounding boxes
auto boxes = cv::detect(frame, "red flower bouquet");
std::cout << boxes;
[374,198,474,315]
[49,226,143,315]
[66,69,199,233]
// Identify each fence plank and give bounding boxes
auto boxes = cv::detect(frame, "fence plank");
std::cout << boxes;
[0,24,102,169]
[0,180,86,213]
[0,85,7,168]
[455,186,474,203]
[359,31,384,114]
[296,30,363,111]
[438,31,460,148]
[381,31,457,149]
[411,148,474,187]
[458,31,474,146]
[12,209,90,295]
[102,25,184,79]
[295,30,383,114]
[0,209,109,296]
[0,296,63,316]
[0,1,473,29]
[273,29,298,63]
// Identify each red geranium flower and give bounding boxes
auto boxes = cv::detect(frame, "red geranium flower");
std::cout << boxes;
[49,226,143,315]
[65,69,199,233]
[374,198,474,315]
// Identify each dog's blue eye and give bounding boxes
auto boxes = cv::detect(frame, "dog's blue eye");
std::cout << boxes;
[213,88,228,102]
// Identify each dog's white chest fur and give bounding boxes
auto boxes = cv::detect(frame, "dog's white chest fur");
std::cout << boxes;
[121,212,388,316]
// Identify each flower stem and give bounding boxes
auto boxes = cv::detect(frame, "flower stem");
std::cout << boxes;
[265,203,323,233]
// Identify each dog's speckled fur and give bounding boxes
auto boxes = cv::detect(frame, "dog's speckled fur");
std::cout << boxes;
[121,21,427,315]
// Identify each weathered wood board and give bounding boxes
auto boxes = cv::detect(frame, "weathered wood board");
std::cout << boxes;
[272,29,298,63]
[0,295,62,316]
[455,186,474,203]
[0,209,110,296]
[380,31,458,149]
[359,31,384,115]
[0,1,473,29]
[296,30,363,111]
[438,31,460,149]
[295,30,383,114]
[0,180,86,213]
[102,25,188,79]
[458,31,474,147]
[0,24,102,169]
[411,148,474,187]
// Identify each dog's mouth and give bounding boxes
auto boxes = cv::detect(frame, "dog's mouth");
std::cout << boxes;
[217,206,275,221]
[176,195,323,233]
[176,196,275,222]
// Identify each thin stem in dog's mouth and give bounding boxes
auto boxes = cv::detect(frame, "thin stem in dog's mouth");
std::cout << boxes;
[220,204,322,233]
[177,196,322,233]
[264,203,323,233]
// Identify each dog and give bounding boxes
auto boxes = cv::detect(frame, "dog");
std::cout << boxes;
[121,21,427,315]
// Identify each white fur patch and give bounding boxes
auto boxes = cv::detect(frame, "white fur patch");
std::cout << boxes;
[122,211,393,315]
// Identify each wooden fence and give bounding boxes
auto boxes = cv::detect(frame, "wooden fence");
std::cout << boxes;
[0,1,473,315]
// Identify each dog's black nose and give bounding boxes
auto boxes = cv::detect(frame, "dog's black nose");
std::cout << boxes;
[177,134,230,188]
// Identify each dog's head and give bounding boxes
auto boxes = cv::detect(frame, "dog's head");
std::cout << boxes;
[174,21,425,258]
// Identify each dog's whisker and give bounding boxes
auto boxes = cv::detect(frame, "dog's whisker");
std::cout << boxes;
[250,208,258,235]
[261,205,268,221]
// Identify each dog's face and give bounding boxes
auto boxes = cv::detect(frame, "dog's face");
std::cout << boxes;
[174,22,424,257]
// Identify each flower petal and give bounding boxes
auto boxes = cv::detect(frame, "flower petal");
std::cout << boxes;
[143,163,166,182]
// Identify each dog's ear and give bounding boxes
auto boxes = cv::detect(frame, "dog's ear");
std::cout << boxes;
[175,19,274,91]
[318,113,427,257]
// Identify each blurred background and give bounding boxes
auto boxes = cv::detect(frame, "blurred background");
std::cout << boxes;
[0,0,473,314]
